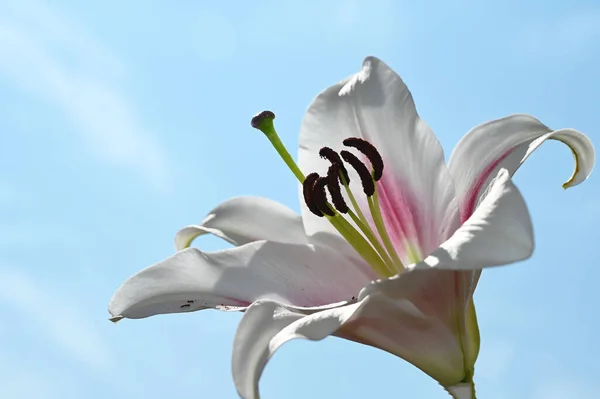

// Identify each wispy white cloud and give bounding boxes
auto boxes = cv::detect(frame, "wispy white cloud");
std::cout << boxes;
[0,0,172,192]
[0,268,113,370]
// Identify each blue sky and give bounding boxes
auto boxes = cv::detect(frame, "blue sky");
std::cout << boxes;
[0,0,598,398]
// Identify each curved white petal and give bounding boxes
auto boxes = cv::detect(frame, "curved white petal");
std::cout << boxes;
[298,56,459,258]
[449,114,595,221]
[232,299,366,399]
[339,292,466,385]
[175,196,308,251]
[354,168,532,378]
[355,268,480,381]
[411,168,533,272]
[233,292,468,399]
[109,241,372,321]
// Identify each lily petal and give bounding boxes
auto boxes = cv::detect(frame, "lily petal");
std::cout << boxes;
[232,299,366,399]
[109,241,372,321]
[411,168,533,272]
[298,56,459,257]
[233,292,467,399]
[356,168,532,372]
[339,292,466,385]
[353,269,479,384]
[449,114,595,221]
[175,196,308,251]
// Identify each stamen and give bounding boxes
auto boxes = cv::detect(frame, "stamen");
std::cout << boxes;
[302,173,324,217]
[369,187,405,272]
[319,147,350,183]
[326,164,349,213]
[249,111,394,277]
[313,177,335,216]
[340,150,375,196]
[343,137,384,181]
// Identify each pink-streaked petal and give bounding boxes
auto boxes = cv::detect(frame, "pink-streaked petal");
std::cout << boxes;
[298,56,459,260]
[232,299,365,399]
[359,169,530,322]
[353,169,530,380]
[449,114,595,222]
[108,241,373,321]
[410,168,533,272]
[174,196,308,250]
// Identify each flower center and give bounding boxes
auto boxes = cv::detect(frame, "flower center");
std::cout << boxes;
[251,110,406,278]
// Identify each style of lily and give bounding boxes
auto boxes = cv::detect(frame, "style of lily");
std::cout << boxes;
[109,57,594,399]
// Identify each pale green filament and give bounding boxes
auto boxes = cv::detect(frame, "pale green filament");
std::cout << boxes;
[338,173,395,275]
[344,208,395,276]
[327,213,391,277]
[369,182,405,272]
[253,114,390,277]
[405,242,422,265]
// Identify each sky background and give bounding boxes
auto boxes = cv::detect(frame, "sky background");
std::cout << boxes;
[0,0,599,398]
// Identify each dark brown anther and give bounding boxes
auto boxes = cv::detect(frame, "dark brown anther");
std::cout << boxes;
[327,164,349,214]
[313,177,336,216]
[342,137,384,181]
[250,110,275,129]
[302,173,324,217]
[341,150,376,196]
[319,147,350,183]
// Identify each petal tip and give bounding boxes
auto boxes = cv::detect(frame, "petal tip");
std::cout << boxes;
[109,315,124,323]
[174,225,201,251]
[362,55,381,66]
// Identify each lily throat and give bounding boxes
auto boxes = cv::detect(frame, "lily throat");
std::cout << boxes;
[251,110,422,278]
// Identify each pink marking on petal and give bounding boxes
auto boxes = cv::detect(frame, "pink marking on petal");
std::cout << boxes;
[349,136,439,260]
[376,173,419,255]
[375,171,442,259]
[460,148,513,222]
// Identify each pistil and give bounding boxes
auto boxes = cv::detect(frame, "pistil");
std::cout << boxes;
[251,111,305,182]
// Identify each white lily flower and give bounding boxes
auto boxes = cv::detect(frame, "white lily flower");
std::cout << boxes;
[109,57,594,399]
